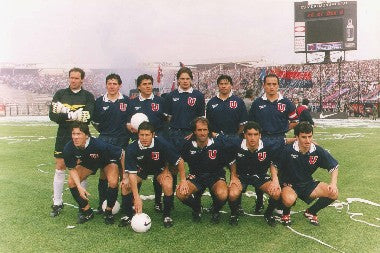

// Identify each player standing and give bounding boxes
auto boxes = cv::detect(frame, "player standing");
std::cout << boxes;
[248,73,298,213]
[63,123,124,224]
[126,74,167,212]
[275,122,339,226]
[92,73,130,213]
[49,67,95,217]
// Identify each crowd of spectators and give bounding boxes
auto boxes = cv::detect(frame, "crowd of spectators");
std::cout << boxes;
[0,59,379,113]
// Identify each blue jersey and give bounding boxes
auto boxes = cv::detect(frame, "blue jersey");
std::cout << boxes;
[231,138,274,176]
[249,93,297,136]
[125,136,180,175]
[165,87,205,130]
[206,94,248,134]
[63,137,123,170]
[128,94,167,133]
[92,93,130,138]
[274,142,339,185]
[180,137,231,175]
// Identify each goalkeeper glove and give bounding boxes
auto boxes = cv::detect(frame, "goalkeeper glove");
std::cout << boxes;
[68,108,90,122]
[52,102,70,114]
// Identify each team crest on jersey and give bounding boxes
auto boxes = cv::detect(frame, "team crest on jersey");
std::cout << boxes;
[151,103,159,111]
[151,152,160,161]
[277,103,286,112]
[188,97,196,106]
[120,103,127,111]
[208,150,217,159]
[89,153,99,159]
[134,106,141,110]
[229,101,237,109]
[258,152,267,161]
[309,156,318,165]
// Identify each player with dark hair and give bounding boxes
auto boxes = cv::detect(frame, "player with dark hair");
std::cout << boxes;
[126,74,168,213]
[164,67,205,150]
[296,98,314,126]
[120,121,188,228]
[206,74,248,135]
[227,121,281,226]
[248,73,298,213]
[63,122,124,224]
[49,67,95,217]
[92,73,131,214]
[275,122,339,226]
[176,117,232,224]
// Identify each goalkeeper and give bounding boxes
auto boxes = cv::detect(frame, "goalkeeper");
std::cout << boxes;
[48,67,95,217]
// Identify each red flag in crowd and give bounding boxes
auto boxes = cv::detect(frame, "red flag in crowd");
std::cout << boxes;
[157,65,163,84]
[171,79,176,91]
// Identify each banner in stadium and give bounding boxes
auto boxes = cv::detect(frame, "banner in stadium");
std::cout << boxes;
[270,69,313,88]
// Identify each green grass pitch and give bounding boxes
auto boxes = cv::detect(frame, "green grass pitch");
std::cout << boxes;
[0,120,379,252]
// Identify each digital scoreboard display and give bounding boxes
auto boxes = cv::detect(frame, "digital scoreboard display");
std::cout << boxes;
[294,1,357,53]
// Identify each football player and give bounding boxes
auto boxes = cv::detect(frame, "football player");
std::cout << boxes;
[176,117,232,224]
[275,122,339,226]
[227,122,281,226]
[248,74,298,213]
[63,122,124,224]
[120,122,188,228]
[92,73,131,214]
[49,67,95,217]
[126,74,167,212]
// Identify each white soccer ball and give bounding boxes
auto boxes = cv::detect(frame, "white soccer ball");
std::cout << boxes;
[131,213,152,233]
[102,200,120,215]
[130,113,149,130]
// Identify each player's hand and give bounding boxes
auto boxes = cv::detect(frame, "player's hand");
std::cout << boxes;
[52,102,70,114]
[69,108,90,122]
[268,181,280,196]
[178,180,189,195]
[229,177,242,191]
[184,133,193,140]
[328,183,338,196]
[134,196,143,214]
[78,186,91,201]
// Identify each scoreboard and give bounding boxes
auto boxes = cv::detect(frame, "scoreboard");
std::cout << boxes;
[294,1,357,53]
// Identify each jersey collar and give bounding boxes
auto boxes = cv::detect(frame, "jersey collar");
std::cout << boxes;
[241,139,264,151]
[178,86,194,93]
[192,138,214,148]
[216,91,233,101]
[293,141,316,153]
[138,93,154,101]
[138,138,155,150]
[262,93,283,101]
[103,92,123,102]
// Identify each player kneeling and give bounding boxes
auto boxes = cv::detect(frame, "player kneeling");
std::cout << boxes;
[119,122,188,228]
[64,122,123,224]
[276,122,339,226]
[228,122,281,226]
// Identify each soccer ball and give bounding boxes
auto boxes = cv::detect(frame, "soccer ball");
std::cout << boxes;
[131,213,152,233]
[130,113,149,130]
[101,200,120,215]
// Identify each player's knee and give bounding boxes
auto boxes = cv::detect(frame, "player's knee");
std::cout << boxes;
[228,188,241,201]
[214,188,228,201]
[329,191,338,200]
[108,178,118,188]
[67,176,75,188]
[272,191,281,201]
[281,194,296,207]
[175,189,186,201]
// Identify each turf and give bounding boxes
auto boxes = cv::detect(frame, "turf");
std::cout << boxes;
[0,121,379,252]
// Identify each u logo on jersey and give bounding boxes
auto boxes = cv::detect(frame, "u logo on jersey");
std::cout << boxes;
[277,103,286,112]
[151,103,159,111]
[208,150,217,160]
[120,103,127,111]
[188,97,196,106]
[309,156,318,165]
[151,152,160,161]
[229,101,237,109]
[258,152,267,161]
